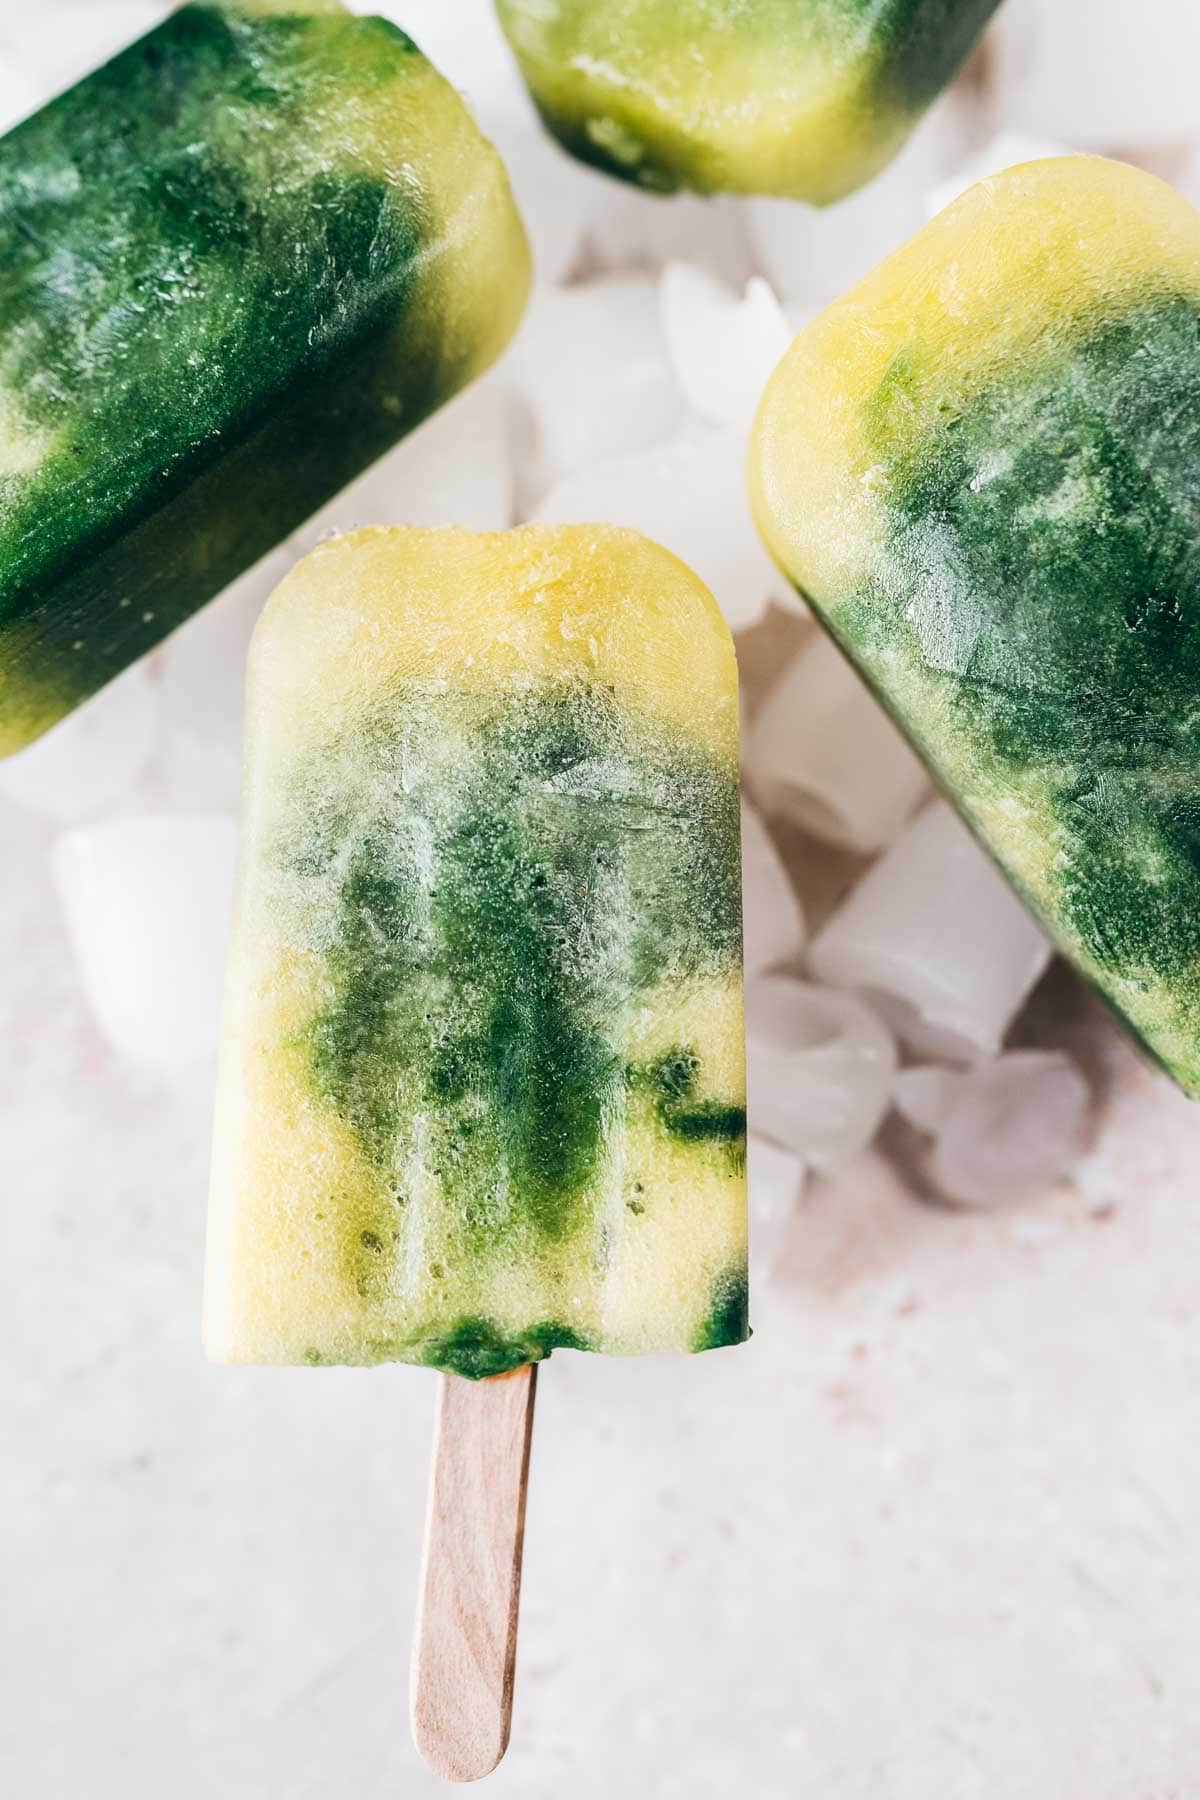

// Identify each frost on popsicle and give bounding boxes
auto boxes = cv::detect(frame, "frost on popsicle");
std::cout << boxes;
[751,157,1200,1096]
[494,0,1001,204]
[206,527,747,1378]
[0,0,530,756]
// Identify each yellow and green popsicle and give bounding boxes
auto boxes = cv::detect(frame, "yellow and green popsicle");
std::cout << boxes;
[751,157,1200,1095]
[206,526,748,1378]
[495,0,1002,203]
[0,0,530,756]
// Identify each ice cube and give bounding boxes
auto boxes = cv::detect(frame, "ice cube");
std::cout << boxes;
[747,1133,806,1286]
[893,1065,958,1135]
[510,279,682,494]
[925,131,1073,220]
[584,186,754,288]
[813,801,1054,1057]
[534,425,783,631]
[899,1052,1092,1210]
[818,809,1056,1060]
[746,976,897,1172]
[744,632,929,853]
[660,265,792,433]
[52,815,238,1070]
[0,663,160,823]
[491,120,596,286]
[746,99,963,308]
[741,799,806,978]
[809,801,1053,1062]
[292,376,513,555]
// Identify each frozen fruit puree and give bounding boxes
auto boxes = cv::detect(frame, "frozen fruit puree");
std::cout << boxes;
[750,157,1200,1095]
[494,0,1001,203]
[0,0,530,756]
[205,526,748,1377]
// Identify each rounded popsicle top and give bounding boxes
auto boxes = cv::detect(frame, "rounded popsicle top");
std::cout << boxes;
[751,156,1200,603]
[495,0,1001,203]
[749,155,1200,1094]
[248,524,740,765]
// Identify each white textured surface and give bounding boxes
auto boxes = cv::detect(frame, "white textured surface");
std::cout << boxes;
[6,2,1200,1796]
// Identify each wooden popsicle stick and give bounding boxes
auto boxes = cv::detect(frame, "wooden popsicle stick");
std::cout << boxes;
[411,1364,538,1783]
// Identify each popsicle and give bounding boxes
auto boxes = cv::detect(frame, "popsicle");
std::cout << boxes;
[0,0,530,757]
[207,522,747,1373]
[750,156,1200,1095]
[206,522,747,1774]
[494,0,1002,203]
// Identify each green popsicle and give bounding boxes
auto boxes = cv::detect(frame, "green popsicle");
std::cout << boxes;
[0,0,530,755]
